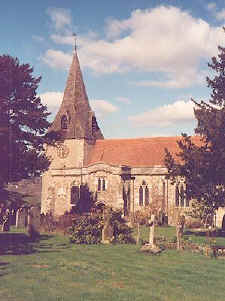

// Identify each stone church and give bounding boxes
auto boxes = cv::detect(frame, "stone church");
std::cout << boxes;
[41,50,225,228]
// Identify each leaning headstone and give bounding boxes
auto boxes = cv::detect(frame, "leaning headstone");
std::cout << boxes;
[16,207,28,228]
[27,207,41,239]
[2,209,10,232]
[101,207,114,244]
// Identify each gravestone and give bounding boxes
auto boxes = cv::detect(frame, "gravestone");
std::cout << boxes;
[176,215,185,250]
[101,207,114,244]
[2,209,10,232]
[140,214,162,254]
[16,207,28,228]
[149,214,155,245]
[27,207,41,239]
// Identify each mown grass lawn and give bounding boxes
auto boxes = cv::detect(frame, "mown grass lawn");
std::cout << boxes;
[0,227,225,301]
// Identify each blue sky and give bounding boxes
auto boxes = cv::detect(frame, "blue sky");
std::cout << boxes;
[1,0,225,138]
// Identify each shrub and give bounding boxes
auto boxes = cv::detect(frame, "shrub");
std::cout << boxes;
[69,209,135,245]
[110,210,135,244]
[69,212,103,244]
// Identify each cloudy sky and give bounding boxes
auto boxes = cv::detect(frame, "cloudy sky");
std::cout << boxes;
[1,0,225,138]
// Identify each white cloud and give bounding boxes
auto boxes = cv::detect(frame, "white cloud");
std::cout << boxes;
[115,96,131,104]
[47,8,72,32]
[43,6,225,88]
[134,69,207,89]
[42,49,72,69]
[128,100,195,127]
[39,91,63,113]
[90,99,118,117]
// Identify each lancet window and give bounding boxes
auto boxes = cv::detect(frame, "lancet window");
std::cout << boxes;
[139,186,143,206]
[61,115,68,129]
[145,186,149,206]
[175,183,189,207]
[97,178,106,191]
[139,181,150,206]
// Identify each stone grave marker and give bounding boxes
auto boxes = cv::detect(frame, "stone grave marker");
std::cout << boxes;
[176,215,185,250]
[101,207,114,244]
[2,209,10,232]
[27,207,41,239]
[16,207,28,228]
[149,214,155,245]
[140,213,162,254]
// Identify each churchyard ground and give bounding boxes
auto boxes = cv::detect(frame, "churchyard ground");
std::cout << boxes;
[0,226,225,301]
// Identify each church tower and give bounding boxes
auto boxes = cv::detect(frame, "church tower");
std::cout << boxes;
[41,49,103,216]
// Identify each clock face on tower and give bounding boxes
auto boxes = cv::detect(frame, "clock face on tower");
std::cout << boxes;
[57,144,70,159]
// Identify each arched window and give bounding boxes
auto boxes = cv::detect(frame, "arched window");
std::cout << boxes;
[97,178,106,191]
[175,185,179,207]
[98,178,101,191]
[61,115,68,129]
[180,185,185,207]
[139,186,143,206]
[102,178,106,191]
[145,186,149,206]
[71,186,80,205]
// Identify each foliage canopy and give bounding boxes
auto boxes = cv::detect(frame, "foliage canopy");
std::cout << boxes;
[0,55,57,189]
[165,29,225,224]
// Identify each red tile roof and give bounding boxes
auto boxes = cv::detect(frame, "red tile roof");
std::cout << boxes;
[86,136,201,167]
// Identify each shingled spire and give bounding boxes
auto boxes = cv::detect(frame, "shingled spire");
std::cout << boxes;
[49,50,103,140]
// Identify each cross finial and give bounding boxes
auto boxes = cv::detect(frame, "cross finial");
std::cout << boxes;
[72,33,77,52]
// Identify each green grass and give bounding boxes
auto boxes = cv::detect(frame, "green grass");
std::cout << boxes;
[0,227,225,301]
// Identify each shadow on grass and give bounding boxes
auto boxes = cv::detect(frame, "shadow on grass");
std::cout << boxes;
[184,229,225,237]
[0,232,37,255]
[0,232,60,255]
[0,231,71,256]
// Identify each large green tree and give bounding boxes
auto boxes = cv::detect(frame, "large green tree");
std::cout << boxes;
[165,31,225,225]
[0,55,55,189]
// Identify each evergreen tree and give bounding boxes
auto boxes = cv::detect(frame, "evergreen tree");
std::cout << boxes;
[0,55,56,188]
[165,29,225,225]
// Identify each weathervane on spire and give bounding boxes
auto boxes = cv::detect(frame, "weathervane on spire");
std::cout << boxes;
[72,33,77,52]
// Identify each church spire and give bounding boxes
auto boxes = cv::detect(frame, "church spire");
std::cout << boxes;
[49,49,103,140]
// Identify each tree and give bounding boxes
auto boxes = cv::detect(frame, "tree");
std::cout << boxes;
[0,55,56,190]
[165,29,225,226]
